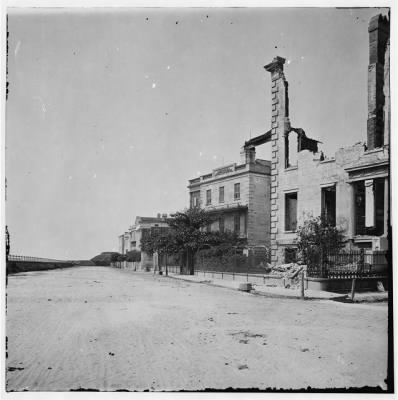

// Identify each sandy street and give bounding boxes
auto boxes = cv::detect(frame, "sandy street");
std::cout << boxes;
[6,266,388,391]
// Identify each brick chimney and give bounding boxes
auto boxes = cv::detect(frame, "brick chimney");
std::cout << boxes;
[264,56,290,265]
[367,14,390,150]
[240,146,256,164]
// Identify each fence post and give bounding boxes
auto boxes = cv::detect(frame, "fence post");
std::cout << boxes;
[350,278,356,301]
[300,270,305,300]
[320,248,324,278]
[359,248,364,277]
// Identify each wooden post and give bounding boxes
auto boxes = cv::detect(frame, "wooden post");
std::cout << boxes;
[300,271,305,300]
[350,278,356,301]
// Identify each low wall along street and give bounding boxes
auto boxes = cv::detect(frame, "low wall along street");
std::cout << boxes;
[6,255,75,274]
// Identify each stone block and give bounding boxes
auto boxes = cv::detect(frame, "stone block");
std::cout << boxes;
[271,168,278,175]
[271,75,280,82]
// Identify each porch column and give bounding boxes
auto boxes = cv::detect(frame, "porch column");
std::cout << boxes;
[384,177,389,236]
[347,183,356,238]
[365,179,375,228]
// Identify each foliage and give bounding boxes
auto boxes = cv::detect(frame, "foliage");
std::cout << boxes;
[140,230,178,256]
[91,252,120,266]
[117,254,126,262]
[296,216,346,264]
[141,208,242,275]
[168,208,214,253]
[125,250,141,262]
[110,253,120,263]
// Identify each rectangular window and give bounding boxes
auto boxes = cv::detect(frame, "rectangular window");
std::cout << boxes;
[234,213,240,233]
[219,186,224,203]
[321,186,336,227]
[285,192,298,231]
[206,189,212,205]
[234,183,240,200]
[285,247,297,263]
[219,216,225,233]
[354,179,385,236]
[190,191,200,208]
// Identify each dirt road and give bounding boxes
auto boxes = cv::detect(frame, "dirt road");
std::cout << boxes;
[6,266,389,391]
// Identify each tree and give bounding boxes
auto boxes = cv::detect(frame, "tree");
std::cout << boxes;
[117,254,126,262]
[140,208,242,275]
[125,250,141,262]
[296,215,346,265]
[110,253,120,263]
[169,208,244,275]
[167,208,215,275]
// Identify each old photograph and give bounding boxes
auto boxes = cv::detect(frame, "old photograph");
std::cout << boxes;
[3,3,393,393]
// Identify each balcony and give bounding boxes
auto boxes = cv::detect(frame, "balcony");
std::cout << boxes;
[204,203,248,215]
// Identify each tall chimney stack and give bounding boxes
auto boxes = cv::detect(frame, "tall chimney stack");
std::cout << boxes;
[240,146,256,164]
[367,14,389,150]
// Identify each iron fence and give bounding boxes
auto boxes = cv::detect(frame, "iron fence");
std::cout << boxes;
[306,250,389,279]
[8,254,69,263]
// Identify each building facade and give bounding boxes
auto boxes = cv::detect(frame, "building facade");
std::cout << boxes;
[118,214,170,269]
[187,14,390,263]
[262,14,390,264]
[188,152,271,250]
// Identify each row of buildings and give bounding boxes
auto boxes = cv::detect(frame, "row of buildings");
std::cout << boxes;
[119,13,391,267]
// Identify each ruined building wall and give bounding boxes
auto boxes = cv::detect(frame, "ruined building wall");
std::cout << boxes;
[264,57,291,265]
[247,173,271,247]
[367,14,390,150]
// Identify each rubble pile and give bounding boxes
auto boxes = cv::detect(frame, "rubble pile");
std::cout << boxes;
[269,263,306,289]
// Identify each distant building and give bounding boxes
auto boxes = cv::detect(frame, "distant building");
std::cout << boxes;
[118,231,131,255]
[188,152,271,250]
[118,214,170,269]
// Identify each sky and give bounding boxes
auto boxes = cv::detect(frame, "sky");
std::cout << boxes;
[5,6,390,260]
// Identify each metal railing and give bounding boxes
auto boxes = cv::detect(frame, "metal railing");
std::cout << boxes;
[306,250,389,279]
[8,254,70,263]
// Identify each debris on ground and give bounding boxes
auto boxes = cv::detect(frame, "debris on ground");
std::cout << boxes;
[268,263,305,289]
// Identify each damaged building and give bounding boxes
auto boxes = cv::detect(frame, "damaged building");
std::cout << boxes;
[187,13,390,265]
[262,14,390,264]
